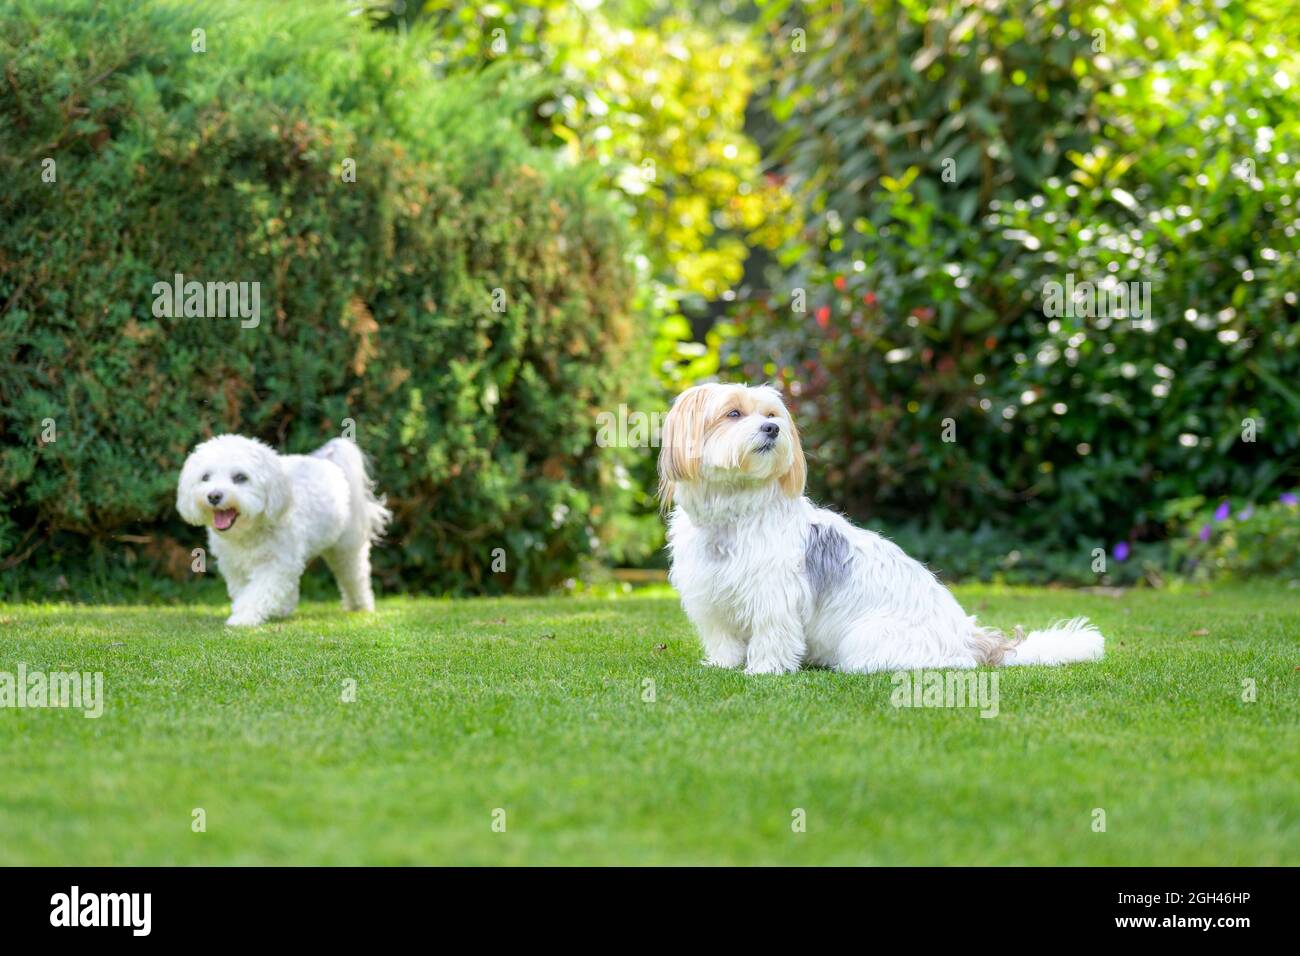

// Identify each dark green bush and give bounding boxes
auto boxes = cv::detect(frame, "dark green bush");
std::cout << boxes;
[725,0,1299,559]
[985,2,1300,544]
[0,0,639,597]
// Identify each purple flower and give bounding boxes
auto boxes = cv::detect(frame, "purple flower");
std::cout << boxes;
[1281,492,1299,506]
[1198,524,1212,542]
[1214,500,1231,522]
[1113,542,1130,562]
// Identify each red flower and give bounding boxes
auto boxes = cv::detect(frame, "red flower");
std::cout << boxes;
[833,276,847,292]
[863,291,877,306]
[815,305,830,328]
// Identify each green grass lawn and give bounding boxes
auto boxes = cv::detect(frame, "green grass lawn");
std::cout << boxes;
[1,584,1296,865]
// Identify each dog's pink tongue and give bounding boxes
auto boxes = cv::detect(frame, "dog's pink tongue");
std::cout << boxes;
[213,508,237,530]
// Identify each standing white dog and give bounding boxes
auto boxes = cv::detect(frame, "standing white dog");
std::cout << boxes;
[177,434,391,627]
[659,383,1104,675]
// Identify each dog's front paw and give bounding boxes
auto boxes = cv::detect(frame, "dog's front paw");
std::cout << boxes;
[744,659,797,676]
[701,656,743,669]
[224,612,266,628]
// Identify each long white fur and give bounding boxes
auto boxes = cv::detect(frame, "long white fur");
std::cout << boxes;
[660,383,1104,675]
[176,434,391,627]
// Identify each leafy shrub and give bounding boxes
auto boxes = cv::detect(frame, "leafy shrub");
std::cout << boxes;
[724,0,1299,557]
[368,0,796,372]
[875,519,1169,588]
[1167,493,1300,581]
[364,1,804,560]
[985,0,1300,543]
[0,0,638,596]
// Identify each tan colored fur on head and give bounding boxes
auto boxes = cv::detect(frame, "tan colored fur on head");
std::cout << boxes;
[657,382,806,510]
[779,411,807,498]
[657,384,712,510]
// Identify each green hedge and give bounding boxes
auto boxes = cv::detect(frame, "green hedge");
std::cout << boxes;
[0,0,639,596]
[726,0,1299,560]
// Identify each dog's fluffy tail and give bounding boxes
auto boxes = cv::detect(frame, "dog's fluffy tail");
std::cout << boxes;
[969,617,1104,666]
[314,437,391,544]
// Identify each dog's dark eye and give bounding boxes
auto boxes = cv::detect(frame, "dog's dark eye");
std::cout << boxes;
[201,473,210,482]
[726,409,742,419]
[232,473,248,484]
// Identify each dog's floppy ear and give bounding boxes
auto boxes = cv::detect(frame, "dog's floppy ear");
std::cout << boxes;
[658,384,714,509]
[778,408,807,498]
[175,453,206,526]
[260,452,293,523]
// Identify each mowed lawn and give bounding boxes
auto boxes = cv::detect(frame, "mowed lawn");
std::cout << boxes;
[0,584,1296,865]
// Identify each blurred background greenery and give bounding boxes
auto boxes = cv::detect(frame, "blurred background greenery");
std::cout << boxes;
[1,0,1297,598]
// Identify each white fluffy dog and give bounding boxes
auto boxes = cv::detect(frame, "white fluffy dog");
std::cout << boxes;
[177,434,391,627]
[659,383,1104,675]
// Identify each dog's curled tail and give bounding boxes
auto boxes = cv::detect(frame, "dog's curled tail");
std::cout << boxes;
[315,437,392,544]
[969,617,1104,666]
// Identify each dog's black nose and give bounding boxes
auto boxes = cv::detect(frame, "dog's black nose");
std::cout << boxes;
[760,421,780,438]
[207,491,223,505]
